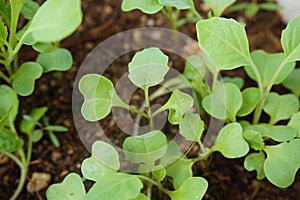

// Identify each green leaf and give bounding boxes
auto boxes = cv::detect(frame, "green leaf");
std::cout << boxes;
[85,173,143,200]
[44,126,68,132]
[130,193,149,200]
[0,108,10,130]
[244,50,295,87]
[213,123,249,158]
[160,141,182,166]
[166,158,194,189]
[245,124,297,142]
[183,55,206,81]
[244,3,260,17]
[222,77,244,89]
[0,0,10,24]
[288,112,300,137]
[0,129,23,152]
[82,141,120,181]
[202,83,242,121]
[169,177,208,200]
[243,130,264,150]
[162,89,194,125]
[260,2,281,11]
[196,17,251,70]
[16,23,37,45]
[0,18,8,43]
[244,152,265,180]
[0,85,19,128]
[32,42,54,53]
[204,0,236,16]
[36,48,73,72]
[27,0,82,42]
[123,130,168,168]
[46,173,86,200]
[237,87,261,117]
[282,68,300,97]
[32,129,43,143]
[264,139,300,188]
[263,93,299,124]
[128,48,169,90]
[79,74,125,122]
[281,16,300,63]
[153,165,166,182]
[122,0,163,14]
[179,113,204,145]
[20,107,48,135]
[158,0,193,9]
[11,62,43,96]
[49,132,60,147]
[21,0,39,20]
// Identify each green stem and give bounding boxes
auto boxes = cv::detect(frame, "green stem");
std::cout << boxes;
[137,175,173,196]
[8,31,29,64]
[190,5,202,20]
[0,70,11,83]
[128,105,149,119]
[144,88,154,130]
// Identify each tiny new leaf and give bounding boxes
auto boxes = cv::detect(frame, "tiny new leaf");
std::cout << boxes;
[244,151,265,180]
[20,107,48,135]
[237,87,261,117]
[204,0,236,16]
[243,130,264,151]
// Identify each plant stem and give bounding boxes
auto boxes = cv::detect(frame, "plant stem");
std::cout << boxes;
[144,88,154,130]
[137,175,173,197]
[0,70,11,83]
[128,105,149,119]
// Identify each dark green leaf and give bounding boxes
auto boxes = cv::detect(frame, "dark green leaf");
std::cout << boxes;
[21,0,39,20]
[0,129,23,152]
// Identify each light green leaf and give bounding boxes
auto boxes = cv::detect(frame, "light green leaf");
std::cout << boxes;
[243,130,264,150]
[288,112,300,137]
[237,87,261,117]
[153,165,166,182]
[49,132,60,147]
[222,77,244,89]
[122,0,163,14]
[244,50,295,87]
[245,124,297,142]
[20,107,48,135]
[130,193,149,200]
[46,173,86,200]
[263,93,299,124]
[12,62,43,96]
[196,17,251,70]
[21,0,39,20]
[36,48,73,72]
[16,23,36,45]
[169,177,208,200]
[0,108,10,130]
[204,0,236,16]
[128,48,169,90]
[85,173,143,200]
[166,158,194,189]
[283,68,300,97]
[158,0,193,9]
[183,55,206,81]
[163,89,194,125]
[0,129,23,152]
[202,83,242,121]
[79,74,125,122]
[179,113,204,145]
[32,42,54,53]
[123,130,168,168]
[244,152,265,180]
[44,126,68,132]
[32,129,43,143]
[0,18,7,42]
[160,141,183,166]
[27,0,82,42]
[264,139,300,188]
[0,85,19,127]
[244,3,260,17]
[213,123,249,158]
[281,16,300,63]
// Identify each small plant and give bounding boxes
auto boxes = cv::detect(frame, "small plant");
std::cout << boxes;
[47,14,300,199]
[0,0,82,199]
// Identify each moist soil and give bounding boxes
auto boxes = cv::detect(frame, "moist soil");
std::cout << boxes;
[0,0,299,199]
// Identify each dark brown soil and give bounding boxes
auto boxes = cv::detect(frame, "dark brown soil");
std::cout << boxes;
[0,0,299,199]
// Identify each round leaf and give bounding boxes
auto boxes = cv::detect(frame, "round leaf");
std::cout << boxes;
[179,113,204,145]
[237,87,261,117]
[122,0,163,14]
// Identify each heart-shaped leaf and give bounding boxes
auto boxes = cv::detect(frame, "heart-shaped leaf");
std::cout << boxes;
[46,173,86,200]
[128,48,169,91]
[288,112,300,137]
[169,177,208,200]
[20,107,48,135]
[158,0,193,9]
[204,0,236,16]
[263,93,299,124]
[166,158,194,189]
[202,83,242,121]
[179,113,204,145]
[244,152,265,180]
[11,62,43,96]
[244,50,295,87]
[283,68,300,97]
[85,173,143,200]
[122,0,163,14]
[264,139,300,188]
[79,74,125,122]
[243,130,264,151]
[27,0,82,42]
[0,129,23,152]
[123,130,167,168]
[36,48,73,72]
[81,141,120,181]
[0,85,19,128]
[281,16,300,63]
[196,17,251,70]
[213,123,249,158]
[237,87,261,117]
[162,89,194,125]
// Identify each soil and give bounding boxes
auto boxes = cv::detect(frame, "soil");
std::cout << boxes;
[0,0,299,199]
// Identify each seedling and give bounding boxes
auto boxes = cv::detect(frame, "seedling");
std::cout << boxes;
[0,0,82,199]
